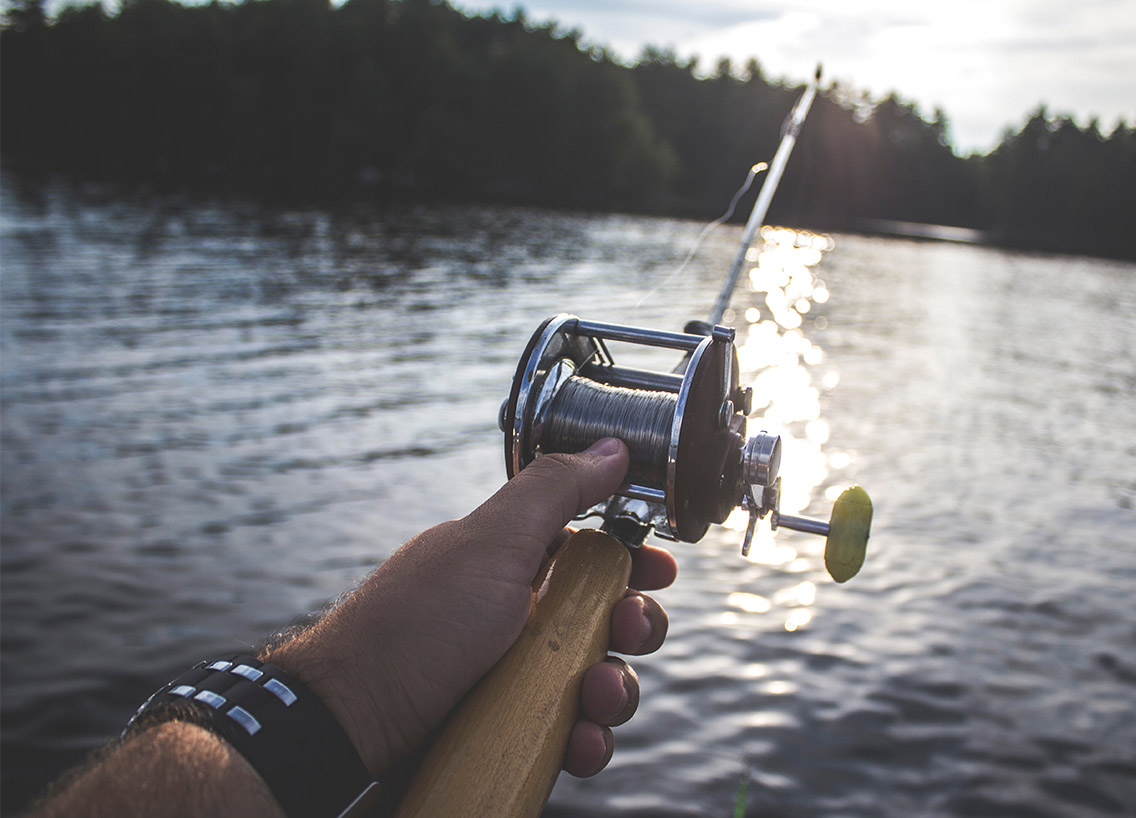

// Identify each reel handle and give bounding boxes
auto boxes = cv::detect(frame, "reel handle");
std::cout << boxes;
[775,485,872,583]
[393,529,632,818]
[822,485,872,583]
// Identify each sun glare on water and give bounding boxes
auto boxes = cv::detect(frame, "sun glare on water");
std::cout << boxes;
[723,227,856,619]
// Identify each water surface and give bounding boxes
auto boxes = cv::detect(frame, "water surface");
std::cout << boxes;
[2,177,1134,816]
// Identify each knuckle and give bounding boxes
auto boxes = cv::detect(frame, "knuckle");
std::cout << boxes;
[523,453,585,513]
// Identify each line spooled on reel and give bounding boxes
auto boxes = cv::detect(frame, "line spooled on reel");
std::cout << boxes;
[500,313,871,581]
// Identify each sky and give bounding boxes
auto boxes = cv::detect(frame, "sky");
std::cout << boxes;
[453,0,1136,154]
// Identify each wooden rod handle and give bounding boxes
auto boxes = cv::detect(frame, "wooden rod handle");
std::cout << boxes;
[394,529,633,818]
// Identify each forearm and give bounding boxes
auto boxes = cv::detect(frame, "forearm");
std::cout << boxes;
[30,572,422,818]
[259,515,548,782]
[33,722,284,818]
[31,442,648,816]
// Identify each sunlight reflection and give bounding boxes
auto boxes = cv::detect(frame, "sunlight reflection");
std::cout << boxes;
[762,679,798,695]
[784,609,813,632]
[739,710,797,729]
[829,451,853,470]
[740,662,769,679]
[735,228,849,610]
[772,580,817,607]
[728,591,773,613]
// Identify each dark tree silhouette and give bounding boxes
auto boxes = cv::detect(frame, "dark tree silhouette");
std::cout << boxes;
[2,0,1133,259]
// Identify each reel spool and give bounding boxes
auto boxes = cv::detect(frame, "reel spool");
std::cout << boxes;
[500,315,872,582]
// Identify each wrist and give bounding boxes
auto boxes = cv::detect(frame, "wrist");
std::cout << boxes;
[263,611,402,780]
[126,654,379,818]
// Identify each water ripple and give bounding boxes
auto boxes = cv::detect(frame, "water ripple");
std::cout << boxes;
[3,179,1136,816]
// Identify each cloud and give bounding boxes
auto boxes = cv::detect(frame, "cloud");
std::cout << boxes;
[451,0,1136,151]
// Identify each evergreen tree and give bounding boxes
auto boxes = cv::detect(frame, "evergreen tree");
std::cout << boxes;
[2,0,1132,258]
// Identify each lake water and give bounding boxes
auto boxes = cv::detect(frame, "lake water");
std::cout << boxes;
[2,175,1135,817]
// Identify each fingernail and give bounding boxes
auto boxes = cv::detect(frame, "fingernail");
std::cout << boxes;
[585,437,623,458]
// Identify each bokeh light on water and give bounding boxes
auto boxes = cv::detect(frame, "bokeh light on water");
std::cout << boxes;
[720,227,856,613]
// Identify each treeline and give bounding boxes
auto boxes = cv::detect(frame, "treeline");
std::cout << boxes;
[2,0,1133,259]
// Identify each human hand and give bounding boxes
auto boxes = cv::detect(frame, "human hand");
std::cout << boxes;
[267,437,676,784]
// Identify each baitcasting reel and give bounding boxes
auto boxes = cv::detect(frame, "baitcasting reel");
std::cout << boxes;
[500,315,871,583]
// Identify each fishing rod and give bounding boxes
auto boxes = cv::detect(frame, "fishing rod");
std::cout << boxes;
[710,63,823,326]
[395,66,870,818]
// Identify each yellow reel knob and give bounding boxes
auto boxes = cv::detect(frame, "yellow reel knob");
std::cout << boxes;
[824,485,872,583]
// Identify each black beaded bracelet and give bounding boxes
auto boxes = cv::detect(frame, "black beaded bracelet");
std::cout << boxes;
[125,654,379,818]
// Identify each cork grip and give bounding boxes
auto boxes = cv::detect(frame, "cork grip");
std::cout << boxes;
[394,529,633,818]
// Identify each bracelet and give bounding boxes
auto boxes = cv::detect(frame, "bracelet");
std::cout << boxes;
[125,654,379,818]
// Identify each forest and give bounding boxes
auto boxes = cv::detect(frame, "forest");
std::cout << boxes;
[2,0,1134,260]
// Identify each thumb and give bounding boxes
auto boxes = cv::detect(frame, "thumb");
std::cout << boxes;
[465,438,629,552]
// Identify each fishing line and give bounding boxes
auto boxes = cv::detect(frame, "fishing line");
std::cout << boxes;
[634,162,768,310]
[636,64,821,323]
[543,376,676,486]
[709,65,821,325]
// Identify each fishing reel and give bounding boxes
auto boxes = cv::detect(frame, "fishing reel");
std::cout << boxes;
[500,314,871,582]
